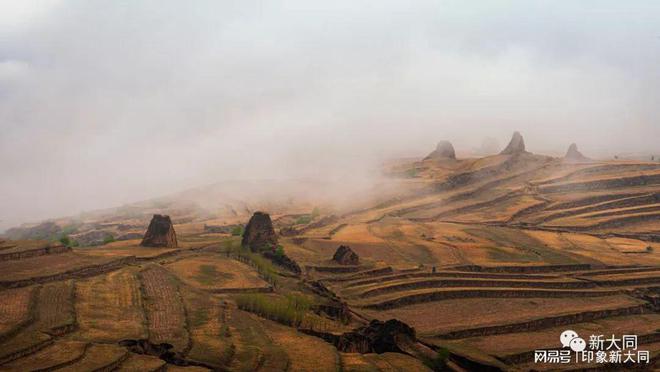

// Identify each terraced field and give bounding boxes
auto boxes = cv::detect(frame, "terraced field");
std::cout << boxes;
[166,254,270,292]
[1,150,658,371]
[75,268,147,342]
[139,265,190,351]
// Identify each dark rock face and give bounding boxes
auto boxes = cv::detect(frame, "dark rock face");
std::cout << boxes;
[500,131,526,155]
[119,339,189,366]
[424,140,456,160]
[307,280,352,323]
[140,215,178,248]
[336,319,417,354]
[262,250,302,275]
[332,245,360,265]
[241,212,278,252]
[564,143,589,162]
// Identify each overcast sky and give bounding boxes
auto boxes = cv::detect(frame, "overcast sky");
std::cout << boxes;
[1,0,659,230]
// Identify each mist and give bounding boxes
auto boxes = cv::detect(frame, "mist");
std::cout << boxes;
[1,0,659,231]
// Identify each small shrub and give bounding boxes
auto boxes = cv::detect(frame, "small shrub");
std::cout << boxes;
[647,246,654,253]
[222,239,279,286]
[231,225,244,236]
[103,234,115,245]
[295,215,312,225]
[311,207,320,219]
[59,235,71,247]
[274,245,285,257]
[425,347,450,370]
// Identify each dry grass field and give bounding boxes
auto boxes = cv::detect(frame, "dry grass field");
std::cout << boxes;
[0,287,35,335]
[139,265,190,352]
[0,252,119,284]
[181,288,233,368]
[0,340,88,371]
[37,280,76,334]
[0,153,658,371]
[167,254,269,291]
[75,268,147,342]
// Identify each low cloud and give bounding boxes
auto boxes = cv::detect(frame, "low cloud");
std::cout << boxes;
[1,0,659,230]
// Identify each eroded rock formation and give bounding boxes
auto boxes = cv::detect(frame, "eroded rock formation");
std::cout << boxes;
[336,319,417,353]
[119,339,190,366]
[332,245,360,265]
[140,214,178,248]
[564,143,590,162]
[424,140,456,160]
[241,212,277,251]
[500,131,526,155]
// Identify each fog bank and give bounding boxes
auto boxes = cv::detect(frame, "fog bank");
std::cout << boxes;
[1,1,659,230]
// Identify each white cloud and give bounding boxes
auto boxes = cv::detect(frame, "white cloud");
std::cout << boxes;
[0,1,659,230]
[0,59,29,82]
[0,0,61,31]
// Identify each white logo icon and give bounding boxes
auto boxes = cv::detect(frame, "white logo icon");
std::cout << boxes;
[569,337,586,352]
[560,330,579,348]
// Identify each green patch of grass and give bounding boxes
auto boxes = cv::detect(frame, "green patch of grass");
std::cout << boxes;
[424,347,450,370]
[295,215,312,225]
[103,234,115,245]
[223,239,279,286]
[235,293,313,327]
[231,225,244,236]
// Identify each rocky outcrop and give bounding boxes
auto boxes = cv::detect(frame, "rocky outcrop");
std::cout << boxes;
[262,250,302,275]
[336,319,417,354]
[564,143,590,162]
[500,131,526,155]
[306,281,352,323]
[241,212,277,252]
[332,245,359,265]
[119,339,207,367]
[140,215,178,248]
[424,140,456,160]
